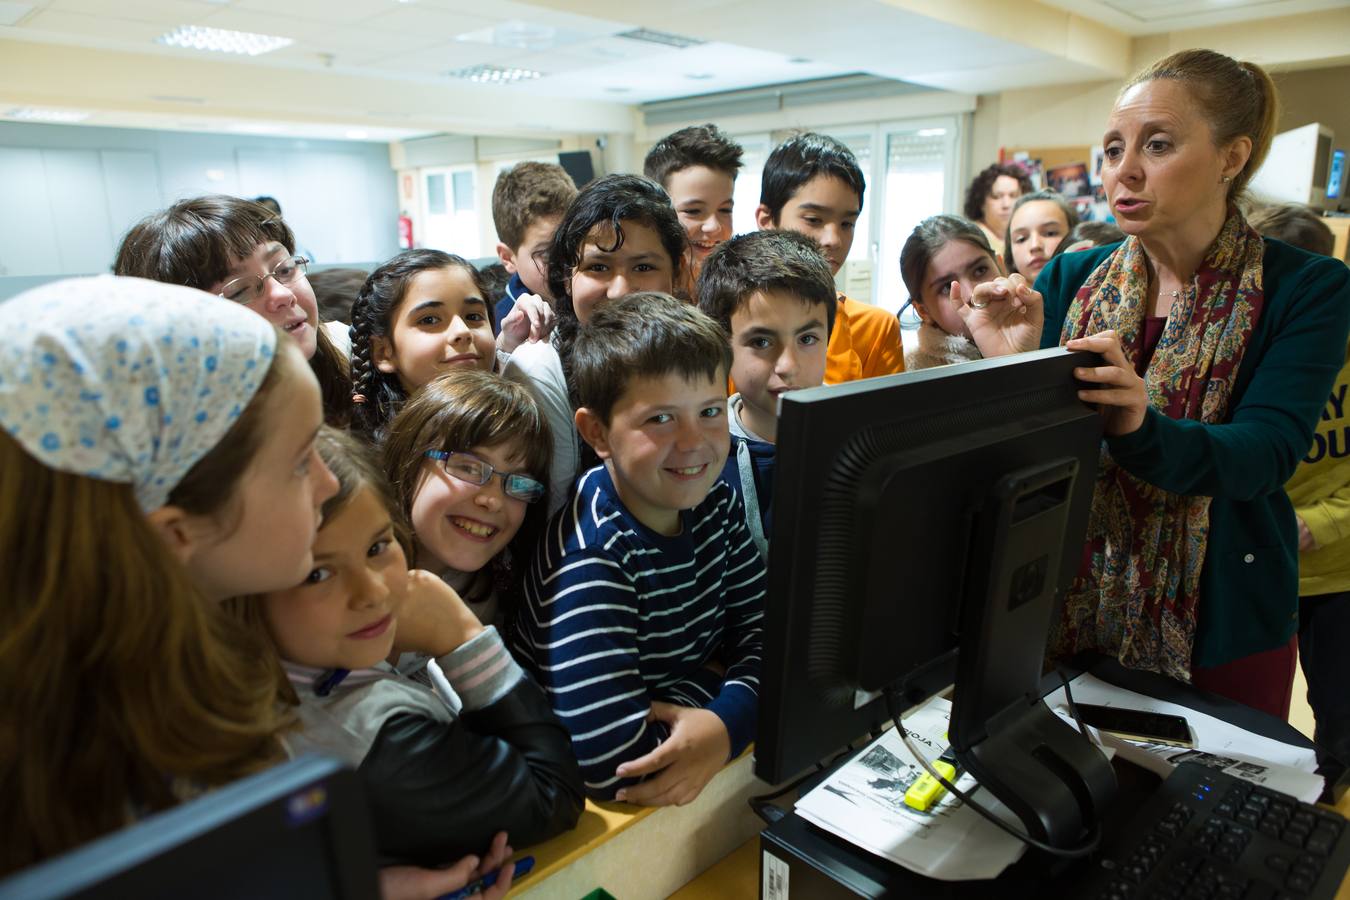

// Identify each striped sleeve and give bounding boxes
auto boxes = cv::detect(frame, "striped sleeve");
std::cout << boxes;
[516,542,664,799]
[702,485,767,758]
[434,626,523,712]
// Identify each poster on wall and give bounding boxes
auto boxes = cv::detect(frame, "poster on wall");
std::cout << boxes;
[1009,152,1044,190]
[1046,162,1091,199]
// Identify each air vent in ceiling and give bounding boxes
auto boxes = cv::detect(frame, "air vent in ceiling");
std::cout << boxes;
[615,28,704,49]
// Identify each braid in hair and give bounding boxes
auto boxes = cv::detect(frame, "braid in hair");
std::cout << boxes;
[348,249,479,440]
[347,296,388,438]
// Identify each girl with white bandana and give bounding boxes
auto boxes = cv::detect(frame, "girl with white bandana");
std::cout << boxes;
[0,277,526,900]
[0,275,335,874]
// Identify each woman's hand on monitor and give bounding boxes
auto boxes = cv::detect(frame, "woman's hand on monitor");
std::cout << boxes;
[1067,330,1148,437]
[958,274,1044,357]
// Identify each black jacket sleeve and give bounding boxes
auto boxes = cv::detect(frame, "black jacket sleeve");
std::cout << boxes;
[356,675,585,867]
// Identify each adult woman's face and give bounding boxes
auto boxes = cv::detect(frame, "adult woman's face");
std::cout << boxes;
[981,175,1021,235]
[1100,79,1241,243]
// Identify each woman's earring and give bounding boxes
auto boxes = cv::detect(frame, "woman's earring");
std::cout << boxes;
[1221,174,1232,184]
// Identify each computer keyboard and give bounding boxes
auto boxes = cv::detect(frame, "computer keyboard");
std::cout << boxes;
[1082,762,1350,900]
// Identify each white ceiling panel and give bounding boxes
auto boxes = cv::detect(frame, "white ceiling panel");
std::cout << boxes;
[360,5,501,37]
[195,6,320,38]
[19,8,166,40]
[1036,0,1350,33]
[227,0,398,26]
[46,0,218,25]
[360,41,517,75]
[519,41,852,102]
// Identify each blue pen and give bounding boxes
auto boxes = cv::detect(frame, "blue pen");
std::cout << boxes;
[436,856,535,900]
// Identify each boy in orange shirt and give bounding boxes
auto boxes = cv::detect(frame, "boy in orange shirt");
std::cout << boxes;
[755,133,904,382]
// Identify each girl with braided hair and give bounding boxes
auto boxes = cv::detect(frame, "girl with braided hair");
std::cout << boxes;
[349,250,554,440]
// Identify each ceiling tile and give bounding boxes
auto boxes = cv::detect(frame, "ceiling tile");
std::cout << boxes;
[18,8,167,40]
[414,0,626,35]
[226,0,396,26]
[46,0,217,25]
[0,2,35,27]
[364,41,516,73]
[298,23,448,57]
[360,5,500,36]
[197,6,317,39]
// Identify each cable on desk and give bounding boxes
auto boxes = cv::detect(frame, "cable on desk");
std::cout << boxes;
[886,673,1103,860]
[749,742,860,825]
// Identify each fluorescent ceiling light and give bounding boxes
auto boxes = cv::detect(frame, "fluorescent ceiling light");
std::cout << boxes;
[345,129,370,140]
[5,107,90,123]
[616,28,704,49]
[446,64,543,84]
[916,128,947,137]
[157,24,293,56]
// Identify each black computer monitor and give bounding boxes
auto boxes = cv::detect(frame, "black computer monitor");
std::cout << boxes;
[0,756,380,900]
[755,347,1117,848]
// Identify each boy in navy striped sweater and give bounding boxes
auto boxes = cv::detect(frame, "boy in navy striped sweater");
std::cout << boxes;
[511,293,765,806]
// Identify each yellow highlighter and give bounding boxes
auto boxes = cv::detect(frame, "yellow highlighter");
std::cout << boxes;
[904,745,962,813]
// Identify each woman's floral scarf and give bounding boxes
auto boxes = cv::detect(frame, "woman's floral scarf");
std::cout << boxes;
[1053,210,1266,679]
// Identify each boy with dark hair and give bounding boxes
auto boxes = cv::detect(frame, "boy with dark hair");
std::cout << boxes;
[644,124,744,282]
[491,161,579,329]
[511,292,765,806]
[756,132,905,383]
[697,230,835,557]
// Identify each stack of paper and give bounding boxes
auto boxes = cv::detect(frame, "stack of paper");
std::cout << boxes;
[1043,674,1324,803]
[793,697,1028,881]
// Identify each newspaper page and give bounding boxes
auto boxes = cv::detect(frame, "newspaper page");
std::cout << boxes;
[793,697,1028,881]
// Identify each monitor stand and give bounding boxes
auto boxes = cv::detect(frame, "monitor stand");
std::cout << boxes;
[947,459,1117,849]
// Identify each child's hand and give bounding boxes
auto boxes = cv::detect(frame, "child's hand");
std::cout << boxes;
[1298,516,1317,552]
[390,570,485,658]
[613,703,731,807]
[377,832,515,900]
[496,294,555,354]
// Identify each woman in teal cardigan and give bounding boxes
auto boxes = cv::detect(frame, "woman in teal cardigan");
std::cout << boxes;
[961,49,1350,719]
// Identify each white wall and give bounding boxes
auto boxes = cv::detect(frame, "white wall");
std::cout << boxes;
[0,121,400,281]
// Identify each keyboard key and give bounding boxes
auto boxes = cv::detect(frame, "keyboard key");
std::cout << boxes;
[1242,883,1276,900]
[1306,827,1338,855]
[1284,873,1313,893]
[1265,854,1291,873]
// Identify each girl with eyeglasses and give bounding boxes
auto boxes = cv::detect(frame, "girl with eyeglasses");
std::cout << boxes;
[227,426,582,870]
[381,369,552,631]
[113,195,352,427]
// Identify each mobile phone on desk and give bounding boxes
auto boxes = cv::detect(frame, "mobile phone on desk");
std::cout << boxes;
[1074,702,1193,747]
[436,856,534,900]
